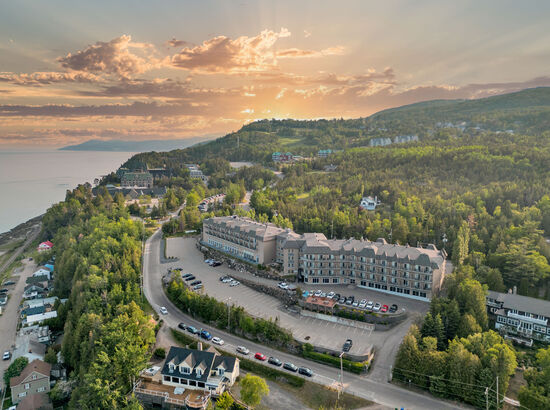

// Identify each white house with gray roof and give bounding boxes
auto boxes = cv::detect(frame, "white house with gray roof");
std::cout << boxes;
[487,290,550,346]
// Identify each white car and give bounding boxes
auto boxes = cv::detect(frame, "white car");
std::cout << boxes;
[3,351,11,360]
[327,291,336,299]
[230,280,240,287]
[236,346,250,355]
[222,277,233,283]
[366,301,374,310]
[320,292,327,298]
[352,300,359,307]
[278,282,289,289]
[358,299,367,308]
[159,306,168,315]
[212,337,224,345]
[373,302,381,312]
[314,290,322,297]
[204,259,213,264]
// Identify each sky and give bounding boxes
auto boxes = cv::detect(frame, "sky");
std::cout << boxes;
[1,0,550,147]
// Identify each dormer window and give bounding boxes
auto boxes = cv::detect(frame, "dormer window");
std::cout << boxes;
[196,369,202,377]
[180,366,191,374]
[218,367,225,376]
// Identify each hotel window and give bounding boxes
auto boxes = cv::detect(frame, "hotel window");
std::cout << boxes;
[323,278,330,283]
[312,278,319,283]
[333,278,339,283]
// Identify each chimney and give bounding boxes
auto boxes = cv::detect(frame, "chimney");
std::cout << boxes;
[197,342,202,351]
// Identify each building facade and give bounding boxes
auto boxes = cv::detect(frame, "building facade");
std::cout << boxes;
[10,359,51,404]
[202,216,450,300]
[487,290,550,345]
[121,171,153,188]
[202,216,286,264]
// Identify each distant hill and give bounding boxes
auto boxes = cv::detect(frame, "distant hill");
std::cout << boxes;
[59,136,219,152]
[121,87,550,168]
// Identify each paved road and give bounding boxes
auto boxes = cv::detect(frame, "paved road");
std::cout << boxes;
[143,229,466,410]
[0,259,37,391]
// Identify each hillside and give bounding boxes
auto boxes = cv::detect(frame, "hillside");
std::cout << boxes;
[59,136,217,152]
[121,87,550,170]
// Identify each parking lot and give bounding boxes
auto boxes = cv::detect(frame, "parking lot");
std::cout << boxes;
[164,238,429,379]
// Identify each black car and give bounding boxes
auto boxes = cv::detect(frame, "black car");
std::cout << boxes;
[0,289,8,294]
[186,326,199,334]
[283,362,298,372]
[190,280,202,286]
[182,273,192,279]
[178,322,186,330]
[219,276,228,282]
[389,304,398,313]
[298,367,313,377]
[334,293,341,301]
[268,357,282,366]
[343,338,353,352]
[345,296,354,305]
[211,261,222,267]
[3,281,15,286]
[185,275,196,281]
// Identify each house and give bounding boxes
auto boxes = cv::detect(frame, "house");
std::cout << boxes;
[44,263,54,273]
[33,268,52,280]
[23,311,57,326]
[359,196,380,211]
[23,296,60,310]
[17,392,53,410]
[21,306,46,320]
[10,359,51,404]
[23,284,47,300]
[323,164,338,172]
[37,241,53,252]
[272,152,295,163]
[134,346,239,409]
[487,290,550,346]
[318,149,333,158]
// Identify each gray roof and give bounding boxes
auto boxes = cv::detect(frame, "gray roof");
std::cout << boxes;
[204,216,286,241]
[162,347,236,383]
[283,234,445,267]
[487,290,550,318]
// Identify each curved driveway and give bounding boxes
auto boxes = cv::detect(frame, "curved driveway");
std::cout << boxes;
[143,228,465,410]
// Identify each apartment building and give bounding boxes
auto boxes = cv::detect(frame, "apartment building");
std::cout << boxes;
[121,171,153,188]
[202,216,286,264]
[279,233,449,301]
[487,290,550,346]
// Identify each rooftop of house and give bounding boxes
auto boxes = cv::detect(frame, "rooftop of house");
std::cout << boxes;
[487,290,550,318]
[10,359,51,386]
[162,347,236,383]
[17,392,53,410]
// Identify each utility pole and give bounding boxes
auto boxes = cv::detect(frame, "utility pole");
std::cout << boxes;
[338,352,344,400]
[496,376,499,409]
[485,387,489,410]
[226,297,232,330]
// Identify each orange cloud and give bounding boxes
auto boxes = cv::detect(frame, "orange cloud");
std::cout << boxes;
[0,71,101,86]
[276,46,345,58]
[58,35,158,79]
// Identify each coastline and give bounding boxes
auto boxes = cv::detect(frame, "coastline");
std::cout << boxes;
[0,214,43,245]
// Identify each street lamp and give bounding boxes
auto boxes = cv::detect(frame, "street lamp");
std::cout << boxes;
[338,352,345,400]
[225,297,232,331]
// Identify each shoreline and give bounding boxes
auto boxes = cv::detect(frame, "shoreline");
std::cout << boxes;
[0,214,43,245]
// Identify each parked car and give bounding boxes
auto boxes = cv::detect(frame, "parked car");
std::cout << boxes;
[0,289,8,294]
[3,351,11,360]
[159,307,168,315]
[182,273,193,279]
[236,346,250,355]
[2,281,15,286]
[320,292,327,298]
[178,322,186,330]
[187,326,199,334]
[298,367,313,377]
[185,275,196,281]
[343,339,353,352]
[358,299,367,308]
[278,282,288,289]
[327,291,336,299]
[373,302,381,312]
[345,296,354,305]
[334,293,341,301]
[230,280,240,287]
[314,290,322,297]
[193,284,203,290]
[204,259,213,264]
[222,277,233,283]
[268,357,282,366]
[283,362,298,372]
[220,276,229,282]
[338,297,346,304]
[302,291,310,298]
[381,304,389,313]
[366,301,374,310]
[389,304,398,313]
[200,330,213,341]
[254,352,267,361]
[190,280,202,286]
[352,300,359,307]
[211,261,222,267]
[212,337,224,345]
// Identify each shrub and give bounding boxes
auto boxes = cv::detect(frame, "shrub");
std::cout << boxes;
[154,348,166,359]
[301,344,365,374]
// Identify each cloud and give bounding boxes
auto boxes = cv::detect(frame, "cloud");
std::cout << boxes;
[0,71,101,86]
[167,38,192,48]
[57,35,157,78]
[276,46,345,58]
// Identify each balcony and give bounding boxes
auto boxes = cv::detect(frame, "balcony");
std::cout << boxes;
[508,312,548,326]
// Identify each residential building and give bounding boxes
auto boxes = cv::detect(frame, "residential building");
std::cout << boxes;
[202,216,287,264]
[10,359,51,404]
[33,268,52,280]
[487,290,550,346]
[23,296,61,310]
[134,346,239,409]
[37,241,53,252]
[186,164,208,183]
[17,392,53,410]
[359,196,380,211]
[280,234,449,301]
[121,171,153,188]
[92,185,167,198]
[147,166,172,180]
[23,284,47,300]
[317,149,333,158]
[272,152,295,163]
[369,137,392,147]
[23,311,57,326]
[201,216,450,300]
[393,135,419,144]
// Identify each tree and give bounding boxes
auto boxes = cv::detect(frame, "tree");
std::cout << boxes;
[45,347,58,364]
[519,346,550,409]
[452,221,470,265]
[3,357,29,388]
[458,313,482,338]
[240,374,269,408]
[215,391,234,410]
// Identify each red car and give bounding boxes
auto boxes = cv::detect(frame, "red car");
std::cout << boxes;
[254,352,267,361]
[381,304,389,313]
